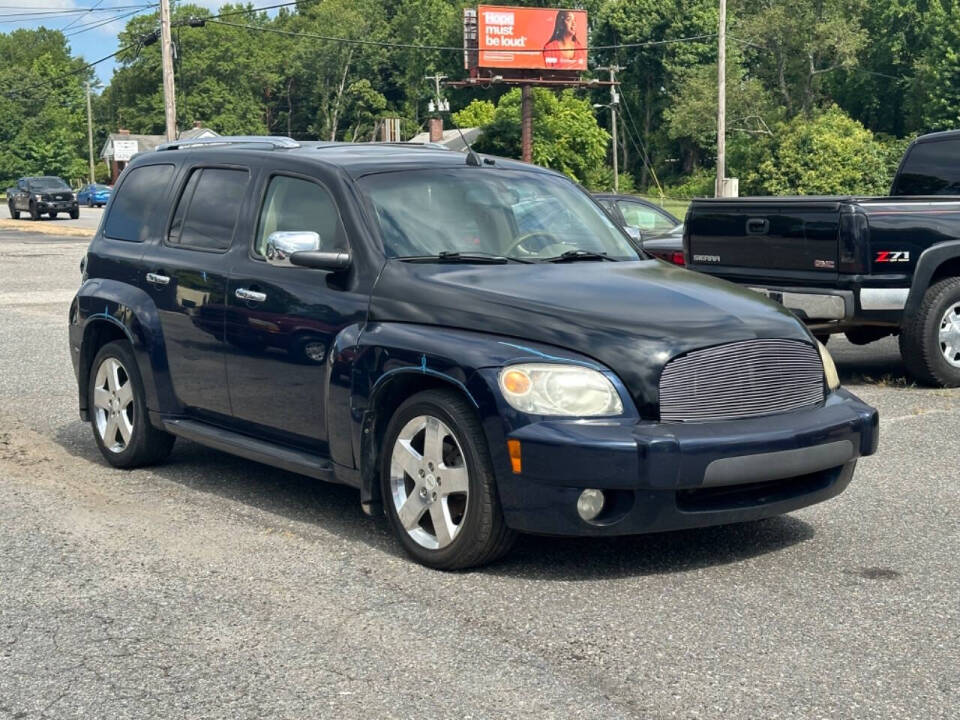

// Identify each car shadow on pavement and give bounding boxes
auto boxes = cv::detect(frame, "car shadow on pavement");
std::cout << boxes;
[55,421,815,578]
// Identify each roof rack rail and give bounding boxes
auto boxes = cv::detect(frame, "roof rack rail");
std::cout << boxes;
[157,136,300,151]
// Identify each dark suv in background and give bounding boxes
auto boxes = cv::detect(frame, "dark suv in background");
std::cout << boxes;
[69,137,878,569]
[7,176,79,220]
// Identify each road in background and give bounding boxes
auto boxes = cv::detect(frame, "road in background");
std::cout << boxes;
[1,206,102,236]
[0,230,957,719]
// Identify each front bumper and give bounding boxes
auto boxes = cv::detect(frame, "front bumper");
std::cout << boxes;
[37,200,78,212]
[496,388,878,536]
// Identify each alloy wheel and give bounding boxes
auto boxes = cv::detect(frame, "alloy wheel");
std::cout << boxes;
[389,415,470,550]
[939,303,960,367]
[92,356,135,453]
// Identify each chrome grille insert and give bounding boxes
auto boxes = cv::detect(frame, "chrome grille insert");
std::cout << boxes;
[659,339,825,422]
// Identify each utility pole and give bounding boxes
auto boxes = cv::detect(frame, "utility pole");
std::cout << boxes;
[521,84,533,163]
[159,0,177,141]
[597,65,623,192]
[85,82,95,183]
[716,0,726,197]
[424,73,448,111]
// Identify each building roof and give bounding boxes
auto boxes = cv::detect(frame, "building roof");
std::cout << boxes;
[407,127,482,152]
[100,127,219,160]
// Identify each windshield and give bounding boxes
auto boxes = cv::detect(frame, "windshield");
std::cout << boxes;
[29,177,69,191]
[359,169,640,261]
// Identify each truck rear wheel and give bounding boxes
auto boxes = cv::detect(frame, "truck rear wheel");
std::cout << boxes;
[900,277,960,387]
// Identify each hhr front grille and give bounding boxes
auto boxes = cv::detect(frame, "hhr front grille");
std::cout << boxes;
[659,339,825,422]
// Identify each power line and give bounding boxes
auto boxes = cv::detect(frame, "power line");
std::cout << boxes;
[61,0,108,33]
[617,93,664,196]
[65,8,144,37]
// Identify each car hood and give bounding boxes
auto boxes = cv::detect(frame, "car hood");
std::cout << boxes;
[369,259,813,416]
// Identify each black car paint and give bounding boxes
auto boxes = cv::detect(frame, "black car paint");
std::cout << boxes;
[70,142,878,537]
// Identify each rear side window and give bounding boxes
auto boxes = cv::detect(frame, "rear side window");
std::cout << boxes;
[103,164,174,242]
[893,140,960,195]
[168,167,249,251]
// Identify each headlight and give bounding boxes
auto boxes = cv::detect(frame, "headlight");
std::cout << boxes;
[817,340,840,391]
[498,363,623,416]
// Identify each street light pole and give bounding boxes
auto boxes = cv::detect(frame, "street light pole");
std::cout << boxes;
[85,82,96,183]
[159,0,177,141]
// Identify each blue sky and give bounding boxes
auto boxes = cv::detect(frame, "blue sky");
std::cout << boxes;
[1,1,222,85]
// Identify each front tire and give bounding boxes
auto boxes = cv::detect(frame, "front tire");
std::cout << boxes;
[69,207,79,219]
[900,277,960,387]
[381,389,516,569]
[29,202,39,221]
[8,201,19,219]
[88,340,175,468]
[48,211,57,219]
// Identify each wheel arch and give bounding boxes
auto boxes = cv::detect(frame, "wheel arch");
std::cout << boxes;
[905,240,960,322]
[73,280,170,421]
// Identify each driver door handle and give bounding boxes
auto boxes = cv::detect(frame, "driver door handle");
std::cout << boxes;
[235,288,267,303]
[145,272,170,286]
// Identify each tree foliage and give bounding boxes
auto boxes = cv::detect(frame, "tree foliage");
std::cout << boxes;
[473,88,610,186]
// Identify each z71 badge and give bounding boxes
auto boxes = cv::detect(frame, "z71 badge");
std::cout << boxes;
[875,251,910,263]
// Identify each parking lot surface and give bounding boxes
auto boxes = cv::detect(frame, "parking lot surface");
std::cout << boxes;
[0,230,957,719]
[1,207,102,236]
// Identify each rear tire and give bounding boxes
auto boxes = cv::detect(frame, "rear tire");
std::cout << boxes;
[381,388,516,569]
[88,340,175,468]
[899,277,960,387]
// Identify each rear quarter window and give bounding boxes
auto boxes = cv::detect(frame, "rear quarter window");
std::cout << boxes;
[103,164,175,242]
[893,140,960,195]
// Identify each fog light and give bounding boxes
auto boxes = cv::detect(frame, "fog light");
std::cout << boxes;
[577,488,605,521]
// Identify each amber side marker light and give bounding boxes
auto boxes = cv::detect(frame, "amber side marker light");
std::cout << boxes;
[507,439,522,474]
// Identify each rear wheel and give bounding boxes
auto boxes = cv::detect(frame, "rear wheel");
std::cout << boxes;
[381,389,516,569]
[900,277,960,387]
[88,340,175,468]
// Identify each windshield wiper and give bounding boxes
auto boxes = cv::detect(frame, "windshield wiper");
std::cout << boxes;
[542,250,617,263]
[401,251,533,264]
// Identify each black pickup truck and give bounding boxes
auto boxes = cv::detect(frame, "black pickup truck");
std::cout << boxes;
[6,176,79,220]
[685,129,960,387]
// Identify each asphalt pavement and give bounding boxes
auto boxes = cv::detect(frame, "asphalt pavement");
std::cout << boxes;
[1,206,102,236]
[0,230,957,719]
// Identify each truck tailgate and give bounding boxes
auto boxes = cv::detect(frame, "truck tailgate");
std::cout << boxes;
[685,197,849,276]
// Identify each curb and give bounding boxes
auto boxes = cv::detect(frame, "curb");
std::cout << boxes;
[0,219,95,238]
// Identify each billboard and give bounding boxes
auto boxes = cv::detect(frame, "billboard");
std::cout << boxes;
[477,5,587,72]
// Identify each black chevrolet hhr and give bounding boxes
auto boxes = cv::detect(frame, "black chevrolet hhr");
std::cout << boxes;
[69,137,878,569]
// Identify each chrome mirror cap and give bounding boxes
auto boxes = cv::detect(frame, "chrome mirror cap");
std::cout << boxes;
[265,231,321,267]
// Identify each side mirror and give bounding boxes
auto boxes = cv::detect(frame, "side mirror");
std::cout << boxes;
[265,231,321,267]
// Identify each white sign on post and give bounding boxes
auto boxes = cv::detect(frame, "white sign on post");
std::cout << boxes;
[112,139,139,162]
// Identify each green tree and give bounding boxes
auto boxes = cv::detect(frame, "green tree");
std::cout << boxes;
[0,27,92,186]
[473,88,610,186]
[453,99,495,128]
[745,106,891,195]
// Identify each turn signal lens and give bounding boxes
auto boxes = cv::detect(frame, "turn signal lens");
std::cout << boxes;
[817,340,841,391]
[501,368,532,395]
[507,439,522,474]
